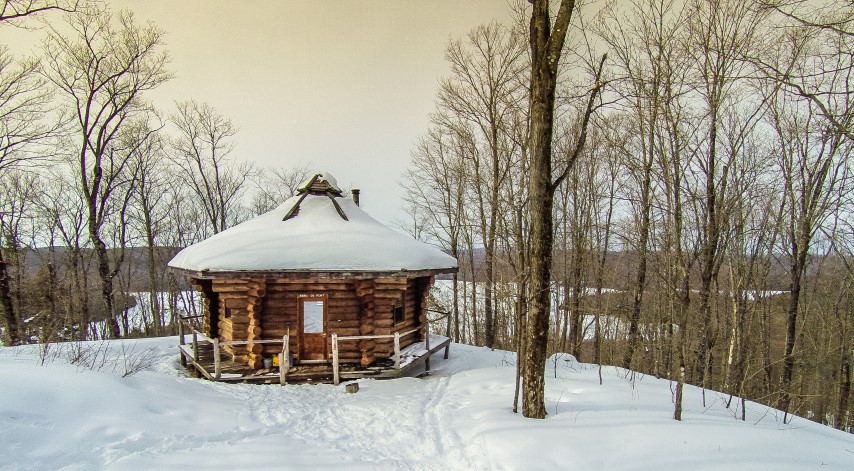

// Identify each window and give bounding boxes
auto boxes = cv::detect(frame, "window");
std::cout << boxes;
[302,300,324,333]
[393,297,405,324]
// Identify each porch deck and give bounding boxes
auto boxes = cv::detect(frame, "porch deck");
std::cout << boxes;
[178,333,451,384]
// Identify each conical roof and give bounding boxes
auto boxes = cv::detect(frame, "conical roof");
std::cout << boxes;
[167,173,457,275]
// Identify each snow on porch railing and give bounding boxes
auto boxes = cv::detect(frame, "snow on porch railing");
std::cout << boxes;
[178,314,291,384]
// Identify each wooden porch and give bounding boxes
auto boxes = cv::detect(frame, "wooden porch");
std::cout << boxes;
[178,317,451,384]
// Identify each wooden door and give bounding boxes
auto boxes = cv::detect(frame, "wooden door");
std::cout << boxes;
[299,296,327,360]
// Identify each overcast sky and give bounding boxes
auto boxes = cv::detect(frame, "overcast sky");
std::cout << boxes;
[2,1,517,227]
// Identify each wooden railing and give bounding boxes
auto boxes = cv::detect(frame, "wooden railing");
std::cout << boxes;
[426,309,451,361]
[178,314,291,384]
[178,308,454,386]
[330,326,421,385]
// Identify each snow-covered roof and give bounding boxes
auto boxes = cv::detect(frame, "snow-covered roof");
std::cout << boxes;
[168,176,457,274]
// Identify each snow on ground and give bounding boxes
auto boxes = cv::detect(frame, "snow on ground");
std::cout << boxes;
[1,338,852,470]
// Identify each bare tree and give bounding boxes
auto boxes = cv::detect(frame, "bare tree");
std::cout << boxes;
[0,170,37,344]
[402,126,469,341]
[170,99,252,237]
[768,90,851,422]
[42,7,170,338]
[436,22,526,348]
[127,121,171,335]
[250,164,311,215]
[0,0,77,24]
[524,0,605,418]
[34,170,92,338]
[755,0,854,142]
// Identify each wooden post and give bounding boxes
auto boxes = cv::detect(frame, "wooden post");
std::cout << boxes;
[394,332,401,369]
[425,321,431,371]
[213,337,221,380]
[442,311,450,359]
[278,352,286,385]
[280,335,289,385]
[178,319,187,367]
[192,329,199,364]
[332,333,340,385]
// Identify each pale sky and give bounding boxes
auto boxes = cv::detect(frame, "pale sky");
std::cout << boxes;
[1,1,517,226]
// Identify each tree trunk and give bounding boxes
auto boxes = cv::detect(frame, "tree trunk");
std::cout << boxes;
[0,247,20,345]
[781,236,808,421]
[523,0,576,419]
[838,347,852,431]
[143,207,162,335]
[623,186,650,370]
[92,236,120,339]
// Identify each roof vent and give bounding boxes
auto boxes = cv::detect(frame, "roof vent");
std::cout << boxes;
[283,172,349,221]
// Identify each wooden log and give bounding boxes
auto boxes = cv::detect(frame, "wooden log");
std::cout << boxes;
[267,282,353,291]
[279,351,287,385]
[359,324,374,335]
[228,317,252,327]
[247,288,266,298]
[326,312,361,322]
[334,350,362,359]
[329,328,361,337]
[224,298,247,309]
[245,342,264,354]
[247,353,263,369]
[262,328,298,338]
[424,322,431,371]
[178,321,187,367]
[211,285,249,294]
[247,304,267,314]
[192,331,199,363]
[231,325,249,335]
[375,277,409,286]
[327,319,361,328]
[372,292,407,300]
[332,333,340,385]
[393,332,401,369]
[213,338,221,379]
[261,300,302,309]
[327,304,362,313]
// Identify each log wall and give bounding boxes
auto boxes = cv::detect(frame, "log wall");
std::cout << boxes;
[195,275,436,368]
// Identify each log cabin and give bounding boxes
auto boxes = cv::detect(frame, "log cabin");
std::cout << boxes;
[168,173,458,383]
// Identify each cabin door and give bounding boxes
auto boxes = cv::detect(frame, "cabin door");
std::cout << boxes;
[299,296,327,361]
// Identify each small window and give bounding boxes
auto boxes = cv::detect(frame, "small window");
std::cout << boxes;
[303,300,324,333]
[393,297,405,324]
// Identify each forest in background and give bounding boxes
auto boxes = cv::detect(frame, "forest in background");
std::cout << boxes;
[401,0,854,430]
[0,1,853,430]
